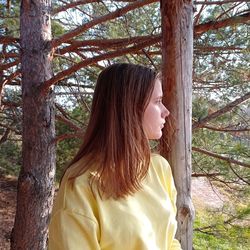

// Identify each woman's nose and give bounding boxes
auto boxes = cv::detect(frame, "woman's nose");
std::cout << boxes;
[163,106,170,119]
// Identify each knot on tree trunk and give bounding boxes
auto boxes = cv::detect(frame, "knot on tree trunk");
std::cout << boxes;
[19,172,46,196]
[19,172,36,189]
[178,199,195,225]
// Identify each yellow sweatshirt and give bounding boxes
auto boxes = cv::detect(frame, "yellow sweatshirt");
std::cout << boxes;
[49,154,181,250]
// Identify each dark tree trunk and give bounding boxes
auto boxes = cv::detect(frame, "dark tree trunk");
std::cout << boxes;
[160,0,195,249]
[11,0,55,249]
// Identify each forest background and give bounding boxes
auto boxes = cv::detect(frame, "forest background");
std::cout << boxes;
[0,0,250,249]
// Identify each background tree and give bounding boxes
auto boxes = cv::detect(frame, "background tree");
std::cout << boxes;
[160,0,194,249]
[10,0,55,249]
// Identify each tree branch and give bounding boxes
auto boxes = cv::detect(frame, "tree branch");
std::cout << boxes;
[228,163,250,185]
[41,35,160,94]
[194,0,207,25]
[0,127,11,144]
[0,36,19,44]
[53,0,139,15]
[0,60,20,71]
[194,45,245,52]
[53,0,100,15]
[56,114,83,131]
[0,122,20,135]
[0,70,21,85]
[1,100,21,108]
[194,12,250,36]
[0,52,19,60]
[202,125,250,132]
[57,35,157,55]
[55,132,84,143]
[192,172,222,177]
[194,0,249,5]
[0,71,21,107]
[52,0,157,47]
[56,103,86,125]
[192,146,250,169]
[192,91,250,129]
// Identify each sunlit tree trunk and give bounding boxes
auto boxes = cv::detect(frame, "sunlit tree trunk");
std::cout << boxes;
[160,0,195,249]
[11,0,55,249]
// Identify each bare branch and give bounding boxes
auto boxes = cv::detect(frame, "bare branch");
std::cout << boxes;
[192,91,250,129]
[228,163,250,185]
[0,60,20,71]
[142,48,158,70]
[0,127,11,144]
[53,0,100,15]
[194,0,250,5]
[0,70,21,85]
[0,52,19,60]
[194,12,250,36]
[52,0,157,47]
[192,146,250,169]
[55,132,84,143]
[0,71,21,107]
[0,122,20,135]
[57,35,157,54]
[42,35,161,94]
[192,172,222,177]
[56,103,86,126]
[215,2,242,21]
[202,125,250,132]
[53,0,139,15]
[194,0,207,25]
[1,100,21,108]
[194,45,245,52]
[0,36,19,44]
[56,114,83,132]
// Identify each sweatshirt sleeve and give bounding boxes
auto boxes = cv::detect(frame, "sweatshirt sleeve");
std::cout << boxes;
[166,164,182,250]
[49,209,100,250]
[171,238,182,250]
[156,155,182,250]
[166,163,182,250]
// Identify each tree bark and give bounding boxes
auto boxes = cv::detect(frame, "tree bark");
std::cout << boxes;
[160,0,195,249]
[11,1,55,249]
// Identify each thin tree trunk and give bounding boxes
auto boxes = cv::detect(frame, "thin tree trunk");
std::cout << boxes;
[11,1,55,249]
[160,0,195,249]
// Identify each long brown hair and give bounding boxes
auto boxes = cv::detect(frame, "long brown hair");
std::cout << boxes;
[67,63,157,199]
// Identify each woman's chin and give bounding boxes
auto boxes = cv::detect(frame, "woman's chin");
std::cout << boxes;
[148,132,162,140]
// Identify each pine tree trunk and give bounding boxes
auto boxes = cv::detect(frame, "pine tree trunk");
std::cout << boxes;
[11,1,55,249]
[160,0,195,249]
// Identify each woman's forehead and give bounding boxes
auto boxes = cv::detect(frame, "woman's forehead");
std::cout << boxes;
[151,79,163,98]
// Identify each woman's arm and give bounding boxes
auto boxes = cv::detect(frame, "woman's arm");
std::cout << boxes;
[48,209,100,250]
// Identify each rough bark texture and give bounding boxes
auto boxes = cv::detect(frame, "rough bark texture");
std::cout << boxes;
[160,0,195,249]
[11,0,55,249]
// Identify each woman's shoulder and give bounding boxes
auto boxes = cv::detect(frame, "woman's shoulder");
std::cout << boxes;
[64,156,96,182]
[151,153,170,167]
[54,162,97,217]
[150,153,172,179]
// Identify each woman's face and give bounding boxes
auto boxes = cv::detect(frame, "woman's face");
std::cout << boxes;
[143,79,170,140]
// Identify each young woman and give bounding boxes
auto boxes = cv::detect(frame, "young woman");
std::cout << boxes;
[49,63,181,250]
